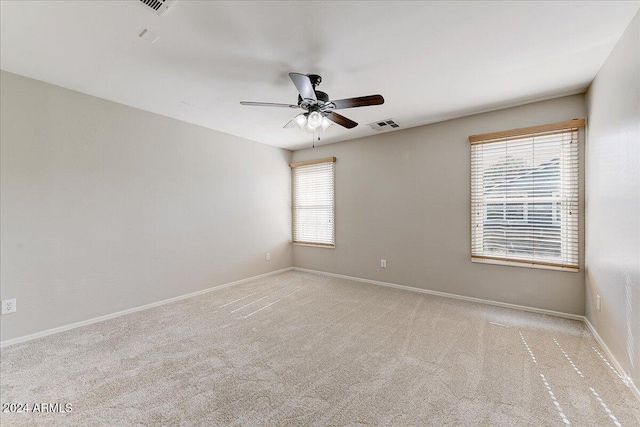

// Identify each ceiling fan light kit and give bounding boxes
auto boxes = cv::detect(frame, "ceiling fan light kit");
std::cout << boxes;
[289,112,333,132]
[240,72,385,141]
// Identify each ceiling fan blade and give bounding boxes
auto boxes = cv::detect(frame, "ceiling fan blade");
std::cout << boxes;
[289,73,317,101]
[283,120,297,129]
[240,101,299,108]
[330,95,384,110]
[325,111,358,129]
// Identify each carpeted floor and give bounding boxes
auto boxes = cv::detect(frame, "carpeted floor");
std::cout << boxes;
[1,270,639,426]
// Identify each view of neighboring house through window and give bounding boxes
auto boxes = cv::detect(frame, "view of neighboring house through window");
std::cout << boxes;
[290,157,336,247]
[470,120,582,269]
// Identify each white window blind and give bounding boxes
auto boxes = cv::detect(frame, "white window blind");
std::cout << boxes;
[470,121,581,269]
[291,157,335,247]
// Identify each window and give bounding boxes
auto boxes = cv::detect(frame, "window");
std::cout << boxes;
[470,120,582,270]
[291,157,336,247]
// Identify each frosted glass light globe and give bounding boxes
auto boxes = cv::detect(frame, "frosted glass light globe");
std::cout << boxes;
[307,111,323,129]
[293,114,307,128]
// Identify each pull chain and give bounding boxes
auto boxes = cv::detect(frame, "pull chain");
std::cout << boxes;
[311,129,322,148]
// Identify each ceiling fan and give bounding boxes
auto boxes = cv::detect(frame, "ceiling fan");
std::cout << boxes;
[240,73,384,132]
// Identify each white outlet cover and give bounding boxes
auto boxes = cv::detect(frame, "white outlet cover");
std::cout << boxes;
[265,253,271,261]
[2,298,16,314]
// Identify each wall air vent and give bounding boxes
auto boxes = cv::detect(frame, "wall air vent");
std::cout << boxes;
[367,119,400,132]
[138,0,176,16]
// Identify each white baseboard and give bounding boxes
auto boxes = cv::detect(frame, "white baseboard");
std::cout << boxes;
[0,267,294,348]
[584,318,640,401]
[293,267,639,403]
[3,265,638,403]
[293,267,584,321]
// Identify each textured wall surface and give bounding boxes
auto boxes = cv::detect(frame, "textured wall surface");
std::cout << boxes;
[0,71,292,341]
[585,11,640,392]
[293,95,586,315]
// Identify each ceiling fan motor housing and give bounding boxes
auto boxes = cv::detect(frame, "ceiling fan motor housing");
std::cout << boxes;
[298,90,329,106]
[297,74,330,111]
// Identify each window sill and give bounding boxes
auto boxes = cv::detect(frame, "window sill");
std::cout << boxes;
[293,242,335,249]
[471,257,579,272]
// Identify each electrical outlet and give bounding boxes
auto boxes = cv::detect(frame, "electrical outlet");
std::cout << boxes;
[265,253,271,261]
[597,295,601,311]
[2,298,16,314]
[381,259,386,268]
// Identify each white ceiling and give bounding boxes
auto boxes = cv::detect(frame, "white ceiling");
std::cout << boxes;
[1,1,638,151]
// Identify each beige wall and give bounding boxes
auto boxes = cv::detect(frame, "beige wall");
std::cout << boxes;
[0,71,292,342]
[292,94,586,315]
[585,12,639,391]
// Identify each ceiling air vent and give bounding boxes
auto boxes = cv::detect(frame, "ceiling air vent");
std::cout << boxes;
[367,119,400,132]
[138,0,176,16]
